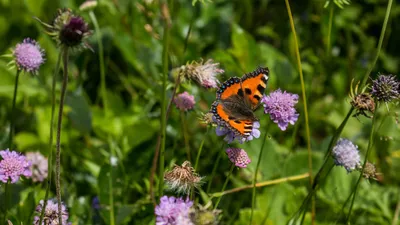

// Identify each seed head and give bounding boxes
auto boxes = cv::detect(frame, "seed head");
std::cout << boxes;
[362,162,378,180]
[351,93,375,118]
[164,161,203,194]
[177,59,224,89]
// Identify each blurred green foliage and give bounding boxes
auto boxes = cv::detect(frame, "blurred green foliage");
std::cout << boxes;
[0,0,400,224]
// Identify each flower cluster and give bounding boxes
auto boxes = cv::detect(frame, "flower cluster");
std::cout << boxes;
[177,59,224,89]
[155,196,193,225]
[0,149,32,183]
[174,92,196,111]
[371,74,400,102]
[261,89,299,131]
[33,199,71,225]
[226,148,251,168]
[332,139,361,172]
[11,38,45,74]
[26,152,48,182]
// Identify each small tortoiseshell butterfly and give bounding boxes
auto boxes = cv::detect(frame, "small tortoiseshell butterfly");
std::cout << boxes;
[211,67,269,137]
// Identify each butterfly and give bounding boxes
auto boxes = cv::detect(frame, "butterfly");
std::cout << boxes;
[210,67,269,138]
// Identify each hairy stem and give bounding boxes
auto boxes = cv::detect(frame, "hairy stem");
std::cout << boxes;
[9,70,20,148]
[194,127,209,170]
[38,51,62,225]
[206,143,225,194]
[56,47,69,225]
[180,112,191,161]
[284,0,314,222]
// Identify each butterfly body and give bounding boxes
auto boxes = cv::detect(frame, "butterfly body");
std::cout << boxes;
[211,67,269,137]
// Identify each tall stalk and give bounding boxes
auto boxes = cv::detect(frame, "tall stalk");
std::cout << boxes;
[55,47,69,225]
[89,11,108,117]
[326,4,334,58]
[346,104,379,223]
[38,51,62,225]
[158,0,172,197]
[8,70,21,148]
[284,0,314,223]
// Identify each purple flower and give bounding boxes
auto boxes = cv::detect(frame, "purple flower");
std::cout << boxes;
[26,152,48,182]
[33,199,71,225]
[13,38,45,74]
[371,74,400,102]
[226,148,251,168]
[174,92,195,111]
[215,121,260,144]
[155,196,193,225]
[261,89,299,131]
[332,138,361,172]
[0,149,31,183]
[178,59,224,89]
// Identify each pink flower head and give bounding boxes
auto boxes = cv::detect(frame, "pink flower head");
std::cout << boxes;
[13,38,45,74]
[0,149,32,183]
[155,196,193,225]
[226,148,251,168]
[26,152,48,182]
[34,199,71,225]
[174,92,195,111]
[261,89,299,131]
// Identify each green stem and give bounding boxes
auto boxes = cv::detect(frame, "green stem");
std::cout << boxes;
[346,104,379,223]
[9,70,21,148]
[360,0,393,87]
[180,112,191,161]
[89,11,108,117]
[206,142,225,194]
[56,47,69,225]
[284,0,314,223]
[194,127,209,171]
[214,164,235,209]
[159,0,172,197]
[326,4,334,58]
[38,51,62,225]
[108,137,115,225]
[250,130,268,225]
[3,181,10,223]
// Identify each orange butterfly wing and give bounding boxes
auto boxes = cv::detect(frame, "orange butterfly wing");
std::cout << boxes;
[211,102,254,136]
[241,67,269,109]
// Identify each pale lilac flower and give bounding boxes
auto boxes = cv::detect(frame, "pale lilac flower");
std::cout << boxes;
[174,92,195,111]
[332,138,361,172]
[371,74,400,102]
[33,199,71,225]
[215,121,260,144]
[0,149,31,183]
[26,152,48,182]
[178,59,224,88]
[155,196,193,225]
[13,38,45,74]
[226,148,251,168]
[261,89,299,131]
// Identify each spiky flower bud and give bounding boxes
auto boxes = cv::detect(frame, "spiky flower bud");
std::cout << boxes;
[36,9,92,50]
[176,59,224,89]
[164,161,203,194]
[225,148,251,168]
[371,74,400,102]
[190,205,221,225]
